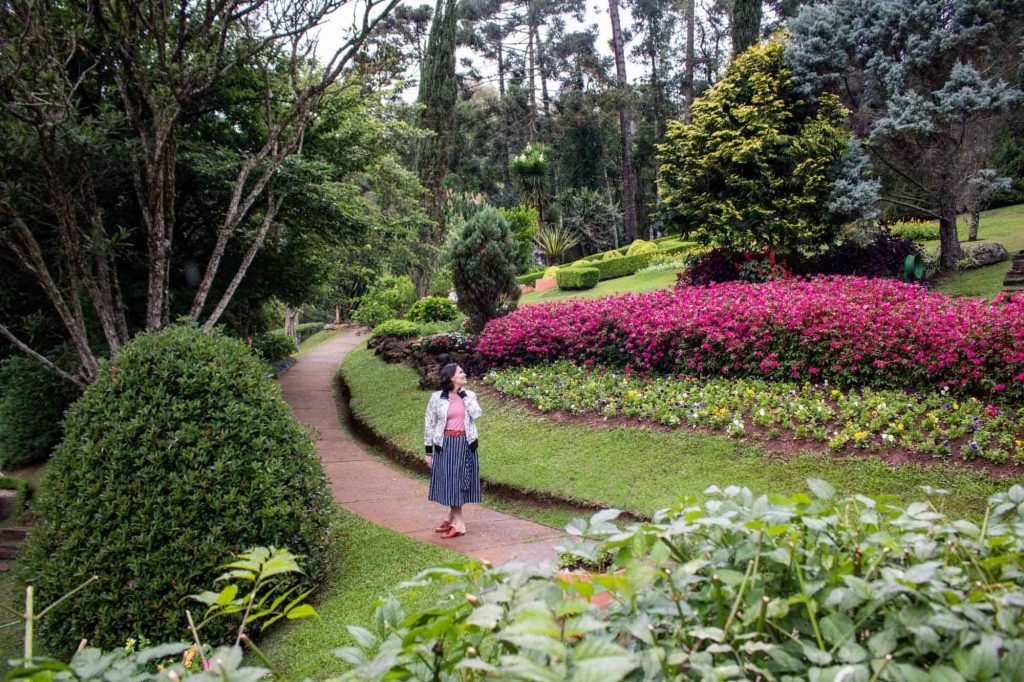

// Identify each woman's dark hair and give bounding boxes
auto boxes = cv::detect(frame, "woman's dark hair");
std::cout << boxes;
[438,363,459,392]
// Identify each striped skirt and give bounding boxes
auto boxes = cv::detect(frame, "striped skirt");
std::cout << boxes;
[428,435,481,507]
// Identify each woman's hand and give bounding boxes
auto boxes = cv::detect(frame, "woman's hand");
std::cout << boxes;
[425,454,433,469]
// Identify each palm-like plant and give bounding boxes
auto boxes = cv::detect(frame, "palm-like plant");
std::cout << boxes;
[532,224,581,265]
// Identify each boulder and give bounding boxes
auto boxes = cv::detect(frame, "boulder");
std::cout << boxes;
[962,241,1009,268]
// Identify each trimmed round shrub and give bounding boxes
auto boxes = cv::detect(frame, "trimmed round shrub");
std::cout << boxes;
[626,239,657,256]
[601,250,623,261]
[407,296,459,324]
[22,325,333,653]
[371,319,420,339]
[556,267,600,290]
[542,265,560,279]
[0,351,81,469]
[251,330,297,364]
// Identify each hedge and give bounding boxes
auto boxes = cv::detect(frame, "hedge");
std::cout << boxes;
[516,270,546,286]
[556,267,600,290]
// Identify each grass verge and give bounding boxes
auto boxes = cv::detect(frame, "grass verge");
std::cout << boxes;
[296,329,342,357]
[257,508,463,680]
[341,344,1023,521]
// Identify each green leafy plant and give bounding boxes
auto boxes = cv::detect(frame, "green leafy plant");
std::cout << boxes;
[602,249,623,261]
[406,297,459,324]
[190,547,318,645]
[6,546,318,681]
[498,205,540,273]
[21,325,333,653]
[555,267,600,291]
[531,224,581,266]
[335,483,1024,680]
[370,319,420,339]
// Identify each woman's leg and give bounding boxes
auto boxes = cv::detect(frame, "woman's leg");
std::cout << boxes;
[450,505,465,533]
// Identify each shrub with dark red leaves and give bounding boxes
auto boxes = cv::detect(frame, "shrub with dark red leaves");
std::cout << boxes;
[677,248,742,286]
[796,228,920,279]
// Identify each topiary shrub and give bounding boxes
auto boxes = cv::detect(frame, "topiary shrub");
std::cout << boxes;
[250,330,297,364]
[602,250,623,261]
[542,265,560,279]
[516,270,545,286]
[556,267,600,290]
[22,324,333,654]
[0,351,81,470]
[625,239,656,256]
[452,207,522,334]
[407,297,458,324]
[371,319,420,339]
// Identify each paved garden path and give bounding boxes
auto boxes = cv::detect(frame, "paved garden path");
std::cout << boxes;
[278,329,564,565]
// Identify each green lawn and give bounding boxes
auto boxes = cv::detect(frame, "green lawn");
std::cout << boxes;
[519,268,683,305]
[923,203,1024,298]
[257,508,463,680]
[342,344,1022,522]
[296,329,341,357]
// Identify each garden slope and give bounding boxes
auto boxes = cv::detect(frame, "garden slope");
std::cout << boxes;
[340,345,1018,520]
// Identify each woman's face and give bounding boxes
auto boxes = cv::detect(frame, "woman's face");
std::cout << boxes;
[453,366,467,388]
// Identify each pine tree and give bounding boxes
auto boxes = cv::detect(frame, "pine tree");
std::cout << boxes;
[413,0,459,296]
[731,0,763,56]
[787,0,1023,271]
[450,207,521,333]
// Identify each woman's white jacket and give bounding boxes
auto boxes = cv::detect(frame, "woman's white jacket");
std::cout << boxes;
[424,389,482,449]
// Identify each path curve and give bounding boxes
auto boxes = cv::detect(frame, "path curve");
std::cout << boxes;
[278,329,564,565]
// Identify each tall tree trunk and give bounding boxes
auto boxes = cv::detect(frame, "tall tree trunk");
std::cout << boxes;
[497,41,510,186]
[526,24,539,143]
[938,199,964,271]
[534,23,551,120]
[968,202,980,241]
[608,0,638,242]
[730,0,762,56]
[413,0,459,297]
[682,0,695,124]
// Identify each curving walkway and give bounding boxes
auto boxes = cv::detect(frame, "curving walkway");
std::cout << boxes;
[278,329,564,565]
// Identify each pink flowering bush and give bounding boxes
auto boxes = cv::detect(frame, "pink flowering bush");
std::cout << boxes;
[476,277,1024,402]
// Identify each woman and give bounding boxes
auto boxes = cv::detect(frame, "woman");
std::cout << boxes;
[424,363,482,538]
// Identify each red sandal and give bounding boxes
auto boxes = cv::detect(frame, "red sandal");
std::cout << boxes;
[440,528,466,539]
[434,520,453,533]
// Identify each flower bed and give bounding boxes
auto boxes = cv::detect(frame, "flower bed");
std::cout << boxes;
[476,277,1024,402]
[486,362,1024,464]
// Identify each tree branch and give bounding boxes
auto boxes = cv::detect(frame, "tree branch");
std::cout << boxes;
[0,324,86,389]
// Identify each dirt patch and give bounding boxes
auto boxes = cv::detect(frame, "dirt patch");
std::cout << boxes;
[474,385,1024,480]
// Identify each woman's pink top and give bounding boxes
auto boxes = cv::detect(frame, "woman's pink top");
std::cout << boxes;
[445,392,466,431]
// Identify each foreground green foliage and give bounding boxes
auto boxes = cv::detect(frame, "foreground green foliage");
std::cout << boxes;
[487,362,1024,465]
[370,320,420,339]
[341,346,1014,521]
[338,484,1024,681]
[406,297,459,324]
[23,325,333,654]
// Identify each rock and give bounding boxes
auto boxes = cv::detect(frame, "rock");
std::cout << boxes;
[962,241,1009,268]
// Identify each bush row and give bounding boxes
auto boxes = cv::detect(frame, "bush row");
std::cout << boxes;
[476,276,1024,402]
[556,267,600,290]
[486,361,1024,464]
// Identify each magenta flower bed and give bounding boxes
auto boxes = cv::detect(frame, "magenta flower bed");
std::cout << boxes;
[476,277,1024,401]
